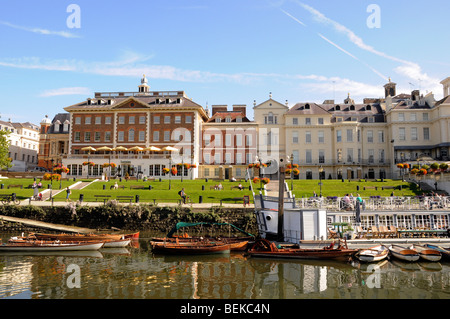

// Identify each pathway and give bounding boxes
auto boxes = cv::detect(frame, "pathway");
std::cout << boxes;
[23,181,92,204]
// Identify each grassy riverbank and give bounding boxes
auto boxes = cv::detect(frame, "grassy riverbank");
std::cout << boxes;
[0,177,423,203]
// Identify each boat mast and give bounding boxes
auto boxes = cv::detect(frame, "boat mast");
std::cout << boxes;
[277,162,285,242]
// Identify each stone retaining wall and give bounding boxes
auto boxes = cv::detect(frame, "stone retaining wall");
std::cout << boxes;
[0,203,258,235]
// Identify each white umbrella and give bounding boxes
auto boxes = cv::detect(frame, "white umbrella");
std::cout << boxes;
[81,146,97,152]
[162,146,179,152]
[144,146,162,152]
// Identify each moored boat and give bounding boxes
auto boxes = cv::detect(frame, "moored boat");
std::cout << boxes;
[355,245,389,263]
[410,245,441,262]
[150,237,249,251]
[424,244,450,260]
[246,239,357,260]
[388,245,420,262]
[150,241,231,255]
[102,239,131,248]
[0,241,104,251]
[30,232,138,241]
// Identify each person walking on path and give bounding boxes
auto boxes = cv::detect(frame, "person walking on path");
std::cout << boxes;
[65,187,72,202]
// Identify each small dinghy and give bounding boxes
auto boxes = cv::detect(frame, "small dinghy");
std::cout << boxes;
[424,244,450,260]
[410,245,441,262]
[389,245,419,262]
[0,241,104,252]
[356,245,389,263]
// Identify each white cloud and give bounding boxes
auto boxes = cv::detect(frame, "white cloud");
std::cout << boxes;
[0,21,80,38]
[300,76,384,99]
[40,87,91,97]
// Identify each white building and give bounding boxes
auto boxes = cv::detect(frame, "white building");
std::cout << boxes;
[0,119,40,171]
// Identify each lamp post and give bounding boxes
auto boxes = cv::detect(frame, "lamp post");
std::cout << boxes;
[319,165,324,197]
[181,157,184,183]
[255,155,262,191]
[288,153,294,192]
[169,157,172,190]
[50,159,54,199]
[59,155,62,190]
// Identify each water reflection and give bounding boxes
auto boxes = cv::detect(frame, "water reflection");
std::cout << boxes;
[0,237,449,299]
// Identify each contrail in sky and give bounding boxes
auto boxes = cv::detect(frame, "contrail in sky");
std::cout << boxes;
[280,8,388,81]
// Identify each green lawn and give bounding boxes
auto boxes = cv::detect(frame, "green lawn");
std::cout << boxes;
[0,177,423,203]
[0,178,75,200]
[287,179,422,198]
[54,179,255,204]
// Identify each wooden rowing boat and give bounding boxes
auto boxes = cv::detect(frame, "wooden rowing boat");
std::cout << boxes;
[9,236,131,249]
[388,245,420,262]
[150,241,231,255]
[246,239,357,260]
[0,241,104,252]
[410,245,442,262]
[150,237,249,251]
[424,244,450,260]
[30,232,138,242]
[102,239,131,248]
[356,245,389,263]
[124,232,140,239]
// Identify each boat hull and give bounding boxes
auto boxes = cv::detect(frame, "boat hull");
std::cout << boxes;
[247,239,356,260]
[151,242,231,255]
[247,249,356,260]
[151,237,249,251]
[424,244,450,260]
[356,245,389,263]
[389,245,420,262]
[411,245,442,262]
[32,232,123,241]
[0,242,103,251]
[102,239,131,248]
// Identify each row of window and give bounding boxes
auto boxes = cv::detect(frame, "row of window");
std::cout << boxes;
[203,152,254,165]
[73,130,258,144]
[73,114,193,125]
[398,127,430,141]
[397,112,429,122]
[204,134,254,147]
[9,152,36,163]
[289,148,386,164]
[74,130,179,143]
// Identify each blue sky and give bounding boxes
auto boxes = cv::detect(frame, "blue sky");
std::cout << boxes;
[0,0,448,125]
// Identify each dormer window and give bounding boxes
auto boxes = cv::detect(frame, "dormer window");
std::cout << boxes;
[350,105,355,110]
[366,105,371,111]
[63,120,69,132]
[225,117,231,122]
[236,117,242,123]
[335,105,341,111]
[305,104,310,109]
[54,120,61,132]
[215,117,221,123]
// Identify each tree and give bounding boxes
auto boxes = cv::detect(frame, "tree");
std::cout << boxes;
[0,130,12,170]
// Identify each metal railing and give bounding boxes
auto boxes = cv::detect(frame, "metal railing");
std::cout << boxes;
[257,195,450,211]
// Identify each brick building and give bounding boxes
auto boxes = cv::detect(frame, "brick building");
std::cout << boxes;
[61,76,214,179]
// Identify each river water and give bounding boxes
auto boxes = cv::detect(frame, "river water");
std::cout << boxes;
[0,231,449,301]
